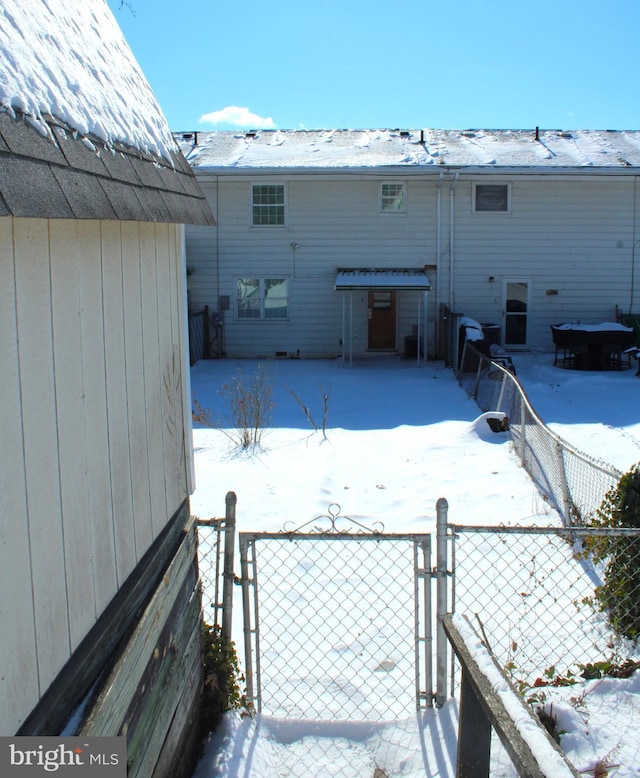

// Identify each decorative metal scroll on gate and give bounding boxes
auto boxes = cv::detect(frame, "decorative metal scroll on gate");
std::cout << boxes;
[239,504,433,721]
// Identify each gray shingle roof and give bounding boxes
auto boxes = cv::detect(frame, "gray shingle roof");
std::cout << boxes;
[177,128,640,173]
[0,111,214,224]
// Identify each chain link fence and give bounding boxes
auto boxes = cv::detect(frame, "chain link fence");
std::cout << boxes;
[447,522,640,692]
[239,512,433,721]
[457,340,621,525]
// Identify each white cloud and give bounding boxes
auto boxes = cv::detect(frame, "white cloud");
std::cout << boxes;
[199,106,276,129]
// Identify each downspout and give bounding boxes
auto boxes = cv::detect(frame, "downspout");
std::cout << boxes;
[630,176,638,314]
[448,172,459,310]
[435,171,443,346]
[215,174,220,306]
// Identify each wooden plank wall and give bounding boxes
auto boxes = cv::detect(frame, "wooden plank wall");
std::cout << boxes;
[81,518,202,778]
[0,216,191,735]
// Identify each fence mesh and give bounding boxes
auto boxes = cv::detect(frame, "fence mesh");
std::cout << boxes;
[450,524,640,690]
[196,518,225,626]
[240,531,431,721]
[458,342,621,525]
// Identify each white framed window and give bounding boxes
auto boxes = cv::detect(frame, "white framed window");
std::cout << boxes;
[236,278,288,320]
[473,183,510,213]
[379,181,407,213]
[251,183,286,226]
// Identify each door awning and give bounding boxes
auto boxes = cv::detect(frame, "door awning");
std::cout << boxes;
[335,267,431,291]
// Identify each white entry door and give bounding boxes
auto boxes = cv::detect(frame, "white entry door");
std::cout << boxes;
[502,280,530,348]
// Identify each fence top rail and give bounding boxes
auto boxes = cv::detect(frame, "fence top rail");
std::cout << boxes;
[443,614,581,778]
[196,517,225,527]
[238,531,432,543]
[449,523,640,537]
[464,346,621,480]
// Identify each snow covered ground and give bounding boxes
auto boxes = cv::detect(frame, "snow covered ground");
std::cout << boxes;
[189,351,640,777]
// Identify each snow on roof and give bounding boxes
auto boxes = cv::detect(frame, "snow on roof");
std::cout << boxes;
[0,0,177,161]
[178,128,640,171]
[335,268,431,290]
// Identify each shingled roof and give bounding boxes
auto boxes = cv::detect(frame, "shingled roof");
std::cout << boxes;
[0,111,214,223]
[177,128,640,174]
[0,0,213,224]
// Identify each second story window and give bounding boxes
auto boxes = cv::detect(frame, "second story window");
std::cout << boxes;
[473,183,510,213]
[380,182,407,213]
[252,184,286,226]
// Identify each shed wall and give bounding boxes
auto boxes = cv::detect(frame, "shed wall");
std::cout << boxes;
[0,216,191,734]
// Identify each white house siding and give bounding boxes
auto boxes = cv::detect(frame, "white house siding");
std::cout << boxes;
[0,216,190,734]
[186,170,640,357]
[187,175,438,358]
[447,175,639,350]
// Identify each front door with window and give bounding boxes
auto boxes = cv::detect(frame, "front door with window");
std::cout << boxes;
[368,290,396,350]
[502,280,530,348]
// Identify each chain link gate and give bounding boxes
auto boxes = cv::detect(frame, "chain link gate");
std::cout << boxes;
[239,505,433,721]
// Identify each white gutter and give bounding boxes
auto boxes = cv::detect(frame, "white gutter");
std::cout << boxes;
[435,171,443,343]
[449,172,459,310]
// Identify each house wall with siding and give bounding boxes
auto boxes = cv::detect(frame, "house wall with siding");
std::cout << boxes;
[187,175,438,358]
[447,175,639,349]
[185,172,640,357]
[0,216,191,734]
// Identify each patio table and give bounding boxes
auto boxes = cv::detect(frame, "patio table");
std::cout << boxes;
[551,322,635,370]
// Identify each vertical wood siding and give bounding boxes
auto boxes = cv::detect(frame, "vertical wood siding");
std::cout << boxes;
[0,217,40,734]
[185,173,640,357]
[0,216,191,734]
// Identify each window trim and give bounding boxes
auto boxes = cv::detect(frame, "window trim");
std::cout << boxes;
[379,181,407,215]
[472,182,511,214]
[235,277,290,321]
[250,182,287,228]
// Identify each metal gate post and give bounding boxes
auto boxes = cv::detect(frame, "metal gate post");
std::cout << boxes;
[222,491,237,641]
[436,497,449,707]
[238,535,256,709]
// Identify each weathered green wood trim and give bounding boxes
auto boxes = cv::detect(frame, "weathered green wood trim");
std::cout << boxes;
[117,565,198,741]
[124,591,201,775]
[132,611,202,778]
[18,500,191,736]
[442,615,580,778]
[80,520,198,735]
[150,635,203,778]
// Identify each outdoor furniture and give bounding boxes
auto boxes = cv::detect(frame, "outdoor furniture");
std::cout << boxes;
[551,324,580,367]
[551,322,635,370]
[625,346,640,375]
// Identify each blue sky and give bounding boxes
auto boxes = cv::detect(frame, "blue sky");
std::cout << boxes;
[109,0,639,133]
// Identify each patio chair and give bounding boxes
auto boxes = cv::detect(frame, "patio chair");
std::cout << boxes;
[550,325,576,367]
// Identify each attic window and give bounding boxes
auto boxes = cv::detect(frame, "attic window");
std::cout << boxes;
[473,183,510,213]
